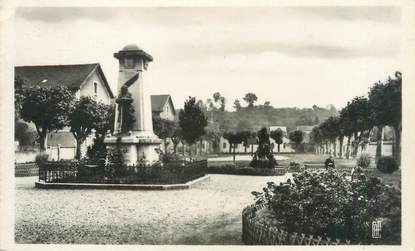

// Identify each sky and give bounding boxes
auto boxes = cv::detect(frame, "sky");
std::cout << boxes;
[14,6,401,111]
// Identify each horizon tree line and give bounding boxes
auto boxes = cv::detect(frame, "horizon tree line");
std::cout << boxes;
[310,71,402,165]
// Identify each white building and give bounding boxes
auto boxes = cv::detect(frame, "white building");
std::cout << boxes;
[15,63,115,160]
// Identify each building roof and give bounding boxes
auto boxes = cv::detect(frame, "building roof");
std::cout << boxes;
[47,131,76,148]
[296,125,315,132]
[151,94,176,115]
[15,63,114,98]
[269,126,287,133]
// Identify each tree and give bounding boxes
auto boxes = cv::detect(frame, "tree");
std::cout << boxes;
[339,104,355,159]
[339,96,370,158]
[233,99,242,111]
[15,77,25,120]
[170,125,183,153]
[369,72,402,164]
[21,86,74,151]
[212,92,226,111]
[310,126,324,154]
[69,96,104,159]
[319,116,339,156]
[178,97,208,155]
[94,103,115,138]
[336,116,346,158]
[15,121,37,148]
[243,93,258,108]
[206,98,216,111]
[222,131,234,153]
[289,130,304,151]
[270,128,284,153]
[196,99,208,112]
[86,103,114,162]
[223,131,244,161]
[153,117,176,153]
[219,96,226,111]
[239,130,255,153]
[204,121,222,153]
[264,101,271,107]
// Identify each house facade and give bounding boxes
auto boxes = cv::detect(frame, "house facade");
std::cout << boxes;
[15,63,114,160]
[151,95,176,121]
[218,125,295,154]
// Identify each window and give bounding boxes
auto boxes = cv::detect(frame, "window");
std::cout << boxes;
[93,82,98,97]
[223,142,227,149]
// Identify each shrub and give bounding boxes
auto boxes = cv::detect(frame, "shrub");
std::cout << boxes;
[357,153,371,168]
[86,136,107,164]
[377,156,398,174]
[35,153,49,165]
[250,127,278,168]
[252,169,401,244]
[161,152,184,163]
[289,161,301,172]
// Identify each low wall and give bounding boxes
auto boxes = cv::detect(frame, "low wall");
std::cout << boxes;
[208,166,288,176]
[242,204,348,245]
[15,163,38,177]
[15,151,38,164]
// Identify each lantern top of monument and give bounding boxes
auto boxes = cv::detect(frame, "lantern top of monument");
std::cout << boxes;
[123,44,142,51]
[114,44,153,62]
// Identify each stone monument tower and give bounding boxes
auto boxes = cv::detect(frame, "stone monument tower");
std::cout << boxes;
[104,44,161,166]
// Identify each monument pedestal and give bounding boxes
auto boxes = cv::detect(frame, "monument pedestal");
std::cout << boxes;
[105,132,161,166]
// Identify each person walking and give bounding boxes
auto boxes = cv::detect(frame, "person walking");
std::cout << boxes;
[324,155,335,169]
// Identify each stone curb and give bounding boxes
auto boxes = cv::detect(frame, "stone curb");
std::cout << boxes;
[35,175,210,190]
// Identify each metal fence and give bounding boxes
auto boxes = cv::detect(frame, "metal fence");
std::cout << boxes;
[38,160,207,184]
[242,204,351,245]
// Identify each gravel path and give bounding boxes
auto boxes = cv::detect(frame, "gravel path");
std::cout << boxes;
[15,174,290,244]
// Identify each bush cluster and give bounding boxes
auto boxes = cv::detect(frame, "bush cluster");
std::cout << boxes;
[252,169,401,244]
[160,152,184,163]
[288,161,301,172]
[35,153,49,165]
[377,156,398,174]
[356,153,372,169]
[250,127,278,168]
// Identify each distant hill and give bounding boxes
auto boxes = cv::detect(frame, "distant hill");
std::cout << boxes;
[177,105,338,133]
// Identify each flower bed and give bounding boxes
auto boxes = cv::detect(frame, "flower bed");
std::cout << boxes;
[242,204,346,245]
[38,160,207,185]
[248,169,401,245]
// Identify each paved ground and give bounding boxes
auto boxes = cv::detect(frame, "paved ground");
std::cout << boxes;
[15,174,290,244]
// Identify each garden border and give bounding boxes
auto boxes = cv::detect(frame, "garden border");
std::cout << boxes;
[207,166,288,176]
[35,174,210,190]
[242,204,349,245]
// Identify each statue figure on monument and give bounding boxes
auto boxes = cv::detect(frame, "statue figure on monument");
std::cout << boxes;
[115,85,135,134]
